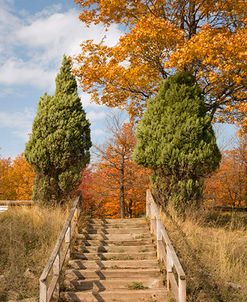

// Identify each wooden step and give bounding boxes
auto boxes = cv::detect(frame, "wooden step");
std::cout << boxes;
[85,222,148,228]
[71,251,157,261]
[61,289,167,302]
[73,244,155,254]
[64,276,164,291]
[76,233,151,241]
[82,227,149,234]
[85,223,148,229]
[68,259,160,270]
[88,218,146,224]
[75,239,153,246]
[64,268,161,281]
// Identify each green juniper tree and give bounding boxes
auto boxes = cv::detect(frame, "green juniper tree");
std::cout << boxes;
[133,72,221,212]
[25,56,91,205]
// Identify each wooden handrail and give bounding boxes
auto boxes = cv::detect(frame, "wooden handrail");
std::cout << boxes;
[39,194,83,302]
[146,189,186,302]
[0,200,33,206]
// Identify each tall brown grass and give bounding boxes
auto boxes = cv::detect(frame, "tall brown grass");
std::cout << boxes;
[0,205,67,301]
[161,208,247,302]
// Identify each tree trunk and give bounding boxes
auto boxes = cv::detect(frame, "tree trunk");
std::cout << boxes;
[119,155,125,218]
[129,198,133,218]
[188,1,196,38]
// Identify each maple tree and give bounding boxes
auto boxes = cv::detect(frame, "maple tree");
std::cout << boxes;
[0,155,34,200]
[74,0,246,128]
[204,134,247,207]
[0,158,15,200]
[78,119,150,218]
[77,168,105,217]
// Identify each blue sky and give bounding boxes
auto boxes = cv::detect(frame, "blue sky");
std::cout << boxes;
[0,0,237,158]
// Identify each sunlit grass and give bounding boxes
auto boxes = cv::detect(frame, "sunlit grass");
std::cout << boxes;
[161,209,247,302]
[0,205,67,301]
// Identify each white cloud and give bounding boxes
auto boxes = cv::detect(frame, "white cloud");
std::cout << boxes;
[0,59,56,89]
[87,111,107,121]
[0,3,22,61]
[80,92,108,109]
[0,108,34,139]
[0,5,122,89]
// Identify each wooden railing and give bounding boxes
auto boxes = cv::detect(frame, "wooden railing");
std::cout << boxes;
[39,194,82,302]
[146,189,186,302]
[0,200,33,212]
[0,200,33,206]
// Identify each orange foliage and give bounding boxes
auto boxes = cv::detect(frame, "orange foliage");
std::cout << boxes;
[204,135,247,207]
[74,0,246,128]
[168,25,247,129]
[78,123,150,218]
[0,155,34,200]
[77,168,105,217]
[0,158,15,199]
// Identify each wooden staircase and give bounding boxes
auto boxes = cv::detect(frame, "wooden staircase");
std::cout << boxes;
[60,218,168,302]
[39,192,186,302]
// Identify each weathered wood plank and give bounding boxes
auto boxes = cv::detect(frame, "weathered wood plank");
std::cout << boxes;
[146,189,186,302]
[0,200,33,206]
[0,206,8,212]
[169,272,179,301]
[40,195,81,282]
[39,194,82,302]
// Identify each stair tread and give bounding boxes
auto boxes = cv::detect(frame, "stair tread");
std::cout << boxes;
[89,218,146,223]
[76,239,153,246]
[61,289,167,302]
[64,268,161,280]
[72,251,156,255]
[65,268,161,274]
[73,245,155,253]
[68,259,160,270]
[76,234,152,241]
[71,251,156,261]
[64,277,163,291]
[82,228,149,234]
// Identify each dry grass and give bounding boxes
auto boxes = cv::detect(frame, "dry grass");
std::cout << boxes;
[0,205,68,301]
[161,208,247,302]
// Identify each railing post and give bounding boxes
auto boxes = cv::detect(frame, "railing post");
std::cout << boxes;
[146,190,151,218]
[151,216,155,235]
[65,224,71,259]
[179,276,186,302]
[74,206,79,235]
[150,204,156,235]
[156,217,162,260]
[53,253,60,300]
[166,245,172,291]
[39,279,47,302]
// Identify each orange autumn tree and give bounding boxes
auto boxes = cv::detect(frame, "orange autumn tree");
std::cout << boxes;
[0,155,34,200]
[78,167,106,217]
[204,134,247,207]
[11,155,35,200]
[0,158,15,199]
[79,120,150,218]
[74,0,246,127]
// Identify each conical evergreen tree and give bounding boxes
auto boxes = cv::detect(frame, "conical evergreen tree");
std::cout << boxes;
[25,56,91,204]
[133,72,221,212]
